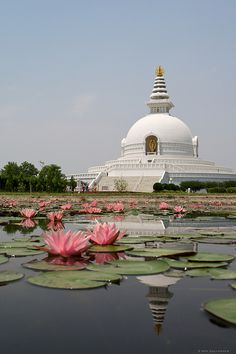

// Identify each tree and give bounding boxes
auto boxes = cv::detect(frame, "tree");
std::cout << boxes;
[114,178,128,192]
[37,164,67,192]
[67,176,77,192]
[1,162,20,191]
[19,161,38,192]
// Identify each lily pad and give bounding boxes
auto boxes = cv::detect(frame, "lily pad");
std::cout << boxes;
[209,269,236,280]
[194,238,236,245]
[0,241,45,249]
[204,297,236,325]
[165,259,228,270]
[185,252,234,263]
[0,255,9,265]
[186,268,236,279]
[0,248,46,257]
[230,283,236,290]
[88,245,132,253]
[87,260,169,275]
[27,270,121,289]
[22,259,87,271]
[166,234,204,239]
[186,269,217,277]
[165,271,185,278]
[0,271,24,284]
[115,236,163,244]
[126,248,195,258]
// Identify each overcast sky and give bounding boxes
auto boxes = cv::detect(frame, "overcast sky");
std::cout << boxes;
[0,0,235,174]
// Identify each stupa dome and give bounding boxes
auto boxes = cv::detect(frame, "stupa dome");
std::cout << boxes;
[120,66,195,158]
[124,113,194,156]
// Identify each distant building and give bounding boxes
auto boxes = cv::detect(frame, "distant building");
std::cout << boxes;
[67,66,236,192]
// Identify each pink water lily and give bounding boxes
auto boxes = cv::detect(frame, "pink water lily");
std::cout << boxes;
[60,203,72,210]
[20,208,37,219]
[173,206,186,214]
[87,222,126,245]
[43,230,91,257]
[47,211,64,222]
[159,202,170,210]
[90,200,97,207]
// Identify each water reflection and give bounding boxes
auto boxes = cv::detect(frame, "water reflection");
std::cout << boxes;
[91,252,126,264]
[47,221,64,231]
[97,214,236,235]
[137,275,181,335]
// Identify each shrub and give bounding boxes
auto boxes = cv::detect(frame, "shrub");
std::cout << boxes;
[153,183,163,192]
[207,187,227,193]
[226,187,236,193]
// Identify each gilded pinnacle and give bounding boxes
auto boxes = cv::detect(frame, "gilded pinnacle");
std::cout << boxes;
[155,65,165,77]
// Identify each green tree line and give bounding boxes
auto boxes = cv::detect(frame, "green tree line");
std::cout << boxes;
[0,161,77,193]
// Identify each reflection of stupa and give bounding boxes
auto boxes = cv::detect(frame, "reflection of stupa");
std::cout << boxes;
[137,275,180,335]
[147,285,173,335]
[68,66,236,192]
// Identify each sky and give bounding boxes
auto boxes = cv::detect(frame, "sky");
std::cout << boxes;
[0,0,236,174]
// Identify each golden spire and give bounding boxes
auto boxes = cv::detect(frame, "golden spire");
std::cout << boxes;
[155,65,165,77]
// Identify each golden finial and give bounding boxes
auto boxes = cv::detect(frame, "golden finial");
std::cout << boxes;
[155,65,165,77]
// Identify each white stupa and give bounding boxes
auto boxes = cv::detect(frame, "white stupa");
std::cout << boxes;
[68,66,236,192]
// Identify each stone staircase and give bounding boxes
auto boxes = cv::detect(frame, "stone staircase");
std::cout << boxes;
[135,176,161,192]
[98,175,161,192]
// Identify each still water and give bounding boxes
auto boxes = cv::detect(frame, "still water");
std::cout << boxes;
[0,215,235,354]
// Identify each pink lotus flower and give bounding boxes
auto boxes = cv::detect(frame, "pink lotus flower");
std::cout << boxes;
[47,211,64,222]
[43,230,91,257]
[105,202,125,212]
[60,203,72,210]
[20,208,37,219]
[38,201,47,208]
[87,223,126,245]
[173,206,186,214]
[90,200,97,207]
[129,199,138,208]
[7,199,17,207]
[105,203,115,211]
[159,202,170,210]
[113,202,125,212]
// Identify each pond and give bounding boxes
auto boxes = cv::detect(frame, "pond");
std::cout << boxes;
[0,214,236,354]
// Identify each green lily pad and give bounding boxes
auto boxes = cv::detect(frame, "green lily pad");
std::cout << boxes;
[230,283,236,290]
[186,268,236,279]
[204,297,236,325]
[115,236,163,244]
[0,271,24,284]
[186,269,217,277]
[87,260,169,275]
[185,252,234,263]
[0,241,45,249]
[0,255,9,265]
[209,269,236,280]
[166,234,204,239]
[22,259,87,271]
[27,270,121,289]
[126,248,195,258]
[88,245,132,253]
[165,271,185,278]
[165,259,228,270]
[0,248,46,257]
[195,238,236,244]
